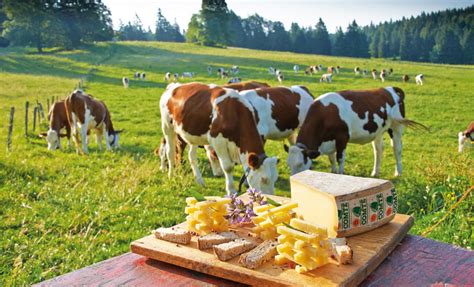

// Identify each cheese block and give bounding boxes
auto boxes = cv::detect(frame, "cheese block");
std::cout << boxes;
[290,171,397,237]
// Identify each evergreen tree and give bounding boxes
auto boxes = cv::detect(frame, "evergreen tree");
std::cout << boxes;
[289,23,307,53]
[227,10,245,47]
[185,14,202,43]
[369,28,380,57]
[155,8,173,41]
[461,29,474,64]
[377,26,386,58]
[267,21,290,51]
[332,27,345,56]
[312,18,331,55]
[200,0,229,46]
[430,27,463,63]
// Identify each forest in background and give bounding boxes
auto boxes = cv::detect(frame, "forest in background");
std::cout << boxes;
[0,0,473,64]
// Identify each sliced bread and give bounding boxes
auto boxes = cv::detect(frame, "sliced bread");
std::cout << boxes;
[213,238,257,261]
[239,240,277,269]
[154,227,191,245]
[197,231,240,250]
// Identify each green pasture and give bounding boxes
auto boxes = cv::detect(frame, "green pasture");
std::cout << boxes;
[0,42,472,285]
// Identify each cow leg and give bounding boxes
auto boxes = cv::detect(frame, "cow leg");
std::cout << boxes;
[159,140,167,171]
[189,145,205,186]
[390,125,404,176]
[96,128,104,151]
[81,126,89,154]
[371,136,384,177]
[210,140,237,195]
[328,152,337,173]
[162,124,176,177]
[287,132,297,145]
[336,140,348,174]
[204,145,223,177]
[66,125,71,148]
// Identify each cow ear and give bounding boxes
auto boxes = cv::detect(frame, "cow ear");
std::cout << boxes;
[283,144,289,153]
[248,153,260,169]
[115,129,124,134]
[38,132,47,138]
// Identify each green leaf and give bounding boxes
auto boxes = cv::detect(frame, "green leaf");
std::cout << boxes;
[352,206,361,217]
[370,202,379,212]
[190,189,206,202]
[283,222,308,234]
[265,197,282,207]
[386,196,393,206]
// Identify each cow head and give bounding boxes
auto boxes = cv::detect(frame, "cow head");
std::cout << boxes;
[285,143,317,175]
[107,130,123,149]
[246,153,279,194]
[39,129,67,150]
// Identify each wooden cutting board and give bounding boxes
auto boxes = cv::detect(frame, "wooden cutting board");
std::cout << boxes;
[131,195,413,287]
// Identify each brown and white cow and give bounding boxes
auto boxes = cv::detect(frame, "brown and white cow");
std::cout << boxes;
[160,83,278,194]
[157,81,271,173]
[39,101,71,150]
[65,90,121,154]
[458,121,474,153]
[286,87,428,177]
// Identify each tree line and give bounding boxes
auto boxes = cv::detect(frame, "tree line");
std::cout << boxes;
[0,0,472,64]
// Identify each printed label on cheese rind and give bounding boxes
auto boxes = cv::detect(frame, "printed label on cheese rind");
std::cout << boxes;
[336,189,397,231]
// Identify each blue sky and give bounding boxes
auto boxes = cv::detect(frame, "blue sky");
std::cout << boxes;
[103,0,473,33]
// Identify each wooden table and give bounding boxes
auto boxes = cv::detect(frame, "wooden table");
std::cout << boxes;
[35,235,474,286]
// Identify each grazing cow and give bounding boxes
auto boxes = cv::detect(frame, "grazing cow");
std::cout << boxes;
[122,77,129,88]
[207,66,212,75]
[140,72,146,80]
[285,87,428,177]
[182,72,194,79]
[160,83,278,194]
[134,72,140,79]
[327,66,334,74]
[318,64,323,71]
[173,73,179,82]
[227,77,242,84]
[304,66,318,75]
[158,81,271,174]
[380,70,387,82]
[230,65,239,75]
[363,70,368,77]
[416,74,424,85]
[165,72,171,82]
[320,73,333,83]
[371,69,377,80]
[293,65,299,73]
[39,101,71,150]
[458,121,474,153]
[402,74,409,83]
[354,67,360,75]
[277,74,284,84]
[268,67,275,75]
[335,66,341,74]
[64,90,121,154]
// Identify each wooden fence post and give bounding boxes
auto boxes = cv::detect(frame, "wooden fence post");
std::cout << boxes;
[47,98,50,113]
[51,96,55,104]
[33,106,38,132]
[37,102,45,119]
[25,101,29,138]
[7,107,15,151]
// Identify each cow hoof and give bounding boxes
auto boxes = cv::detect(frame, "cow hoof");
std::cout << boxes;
[394,172,402,177]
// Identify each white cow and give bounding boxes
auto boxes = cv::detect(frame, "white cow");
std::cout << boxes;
[182,72,194,79]
[122,77,129,88]
[416,74,424,85]
[293,65,300,74]
[320,73,332,83]
[165,72,171,82]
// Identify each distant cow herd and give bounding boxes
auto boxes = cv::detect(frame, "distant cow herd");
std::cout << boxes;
[40,63,471,195]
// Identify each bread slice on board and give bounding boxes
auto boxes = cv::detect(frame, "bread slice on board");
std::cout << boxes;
[239,240,278,269]
[197,231,240,250]
[154,227,191,245]
[213,238,257,261]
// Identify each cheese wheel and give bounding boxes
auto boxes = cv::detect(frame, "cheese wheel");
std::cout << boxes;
[291,171,397,237]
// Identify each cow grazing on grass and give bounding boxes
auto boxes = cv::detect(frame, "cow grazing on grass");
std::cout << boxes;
[277,74,284,84]
[182,72,194,79]
[380,70,387,82]
[173,73,179,82]
[354,67,360,75]
[227,77,241,84]
[293,65,299,73]
[320,73,333,83]
[318,64,323,71]
[402,74,409,83]
[122,77,129,88]
[327,66,334,74]
[207,66,212,75]
[285,87,428,177]
[134,72,140,79]
[65,90,122,154]
[230,65,240,75]
[39,101,71,150]
[140,72,146,80]
[165,72,171,82]
[416,74,424,85]
[158,81,271,175]
[458,121,474,153]
[304,66,317,75]
[372,69,377,80]
[160,83,278,194]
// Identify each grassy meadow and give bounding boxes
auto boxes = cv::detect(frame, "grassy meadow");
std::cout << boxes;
[0,41,473,285]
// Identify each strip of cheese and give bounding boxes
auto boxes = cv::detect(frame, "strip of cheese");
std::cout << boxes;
[290,171,396,237]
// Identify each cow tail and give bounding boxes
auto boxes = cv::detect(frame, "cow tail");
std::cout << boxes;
[393,118,430,132]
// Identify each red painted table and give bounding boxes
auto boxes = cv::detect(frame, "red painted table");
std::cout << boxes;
[35,235,474,286]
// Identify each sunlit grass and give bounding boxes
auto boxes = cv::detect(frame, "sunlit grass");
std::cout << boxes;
[0,41,472,285]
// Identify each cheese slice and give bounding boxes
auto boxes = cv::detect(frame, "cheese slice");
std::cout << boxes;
[290,171,397,237]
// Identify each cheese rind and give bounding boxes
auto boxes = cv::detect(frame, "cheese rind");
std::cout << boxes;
[290,171,397,237]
